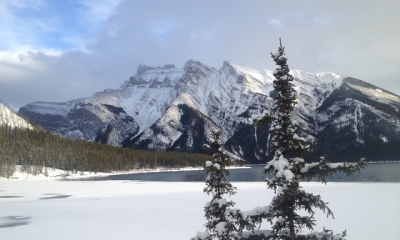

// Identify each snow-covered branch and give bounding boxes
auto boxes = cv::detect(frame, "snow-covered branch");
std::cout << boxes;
[240,230,272,240]
[297,228,346,240]
[300,157,366,183]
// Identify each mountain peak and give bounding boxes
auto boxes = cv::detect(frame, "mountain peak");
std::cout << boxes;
[183,59,214,72]
[184,59,201,68]
[221,61,235,70]
[136,64,176,75]
[136,64,154,75]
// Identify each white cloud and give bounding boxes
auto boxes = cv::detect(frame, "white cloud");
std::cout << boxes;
[149,20,182,40]
[301,15,328,25]
[79,0,123,22]
[268,19,284,28]
[190,29,216,41]
[0,49,64,84]
[1,0,400,109]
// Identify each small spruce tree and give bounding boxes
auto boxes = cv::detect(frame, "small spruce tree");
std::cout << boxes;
[192,130,252,240]
[250,39,366,240]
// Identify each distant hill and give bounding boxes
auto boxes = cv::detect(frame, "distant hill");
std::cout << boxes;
[0,102,32,129]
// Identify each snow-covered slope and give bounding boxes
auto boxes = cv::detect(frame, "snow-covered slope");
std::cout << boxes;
[19,60,400,162]
[20,99,126,142]
[312,78,400,162]
[0,102,32,129]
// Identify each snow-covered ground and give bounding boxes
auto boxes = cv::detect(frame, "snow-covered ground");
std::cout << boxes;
[1,180,399,240]
[0,166,202,181]
[0,165,249,181]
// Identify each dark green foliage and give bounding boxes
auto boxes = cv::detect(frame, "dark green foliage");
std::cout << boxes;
[0,124,208,178]
[193,130,237,240]
[267,39,311,160]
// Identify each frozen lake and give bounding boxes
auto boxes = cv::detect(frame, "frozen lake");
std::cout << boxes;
[1,163,399,240]
[1,181,400,240]
[81,162,400,182]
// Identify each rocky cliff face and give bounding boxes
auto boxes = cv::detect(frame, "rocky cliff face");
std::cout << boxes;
[310,78,400,162]
[19,60,400,163]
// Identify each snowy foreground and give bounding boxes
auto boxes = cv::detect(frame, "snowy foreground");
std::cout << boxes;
[0,180,399,240]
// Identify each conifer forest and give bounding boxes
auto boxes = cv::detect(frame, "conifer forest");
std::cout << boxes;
[0,124,208,178]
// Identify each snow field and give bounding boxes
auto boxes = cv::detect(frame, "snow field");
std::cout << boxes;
[0,181,399,240]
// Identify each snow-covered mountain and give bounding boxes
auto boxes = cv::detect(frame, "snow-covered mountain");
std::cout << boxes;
[19,60,400,162]
[0,102,32,129]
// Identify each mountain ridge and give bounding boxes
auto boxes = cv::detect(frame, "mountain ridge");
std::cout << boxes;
[18,60,400,162]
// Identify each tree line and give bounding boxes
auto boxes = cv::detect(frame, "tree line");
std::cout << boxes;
[0,124,208,178]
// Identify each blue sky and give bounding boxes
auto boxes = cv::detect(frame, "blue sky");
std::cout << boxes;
[0,0,399,108]
[0,0,120,51]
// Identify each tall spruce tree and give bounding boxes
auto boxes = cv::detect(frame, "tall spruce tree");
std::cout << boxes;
[192,130,253,240]
[251,39,366,240]
[193,39,366,240]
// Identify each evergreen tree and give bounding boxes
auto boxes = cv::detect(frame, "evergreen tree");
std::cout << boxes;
[192,130,253,240]
[250,39,366,240]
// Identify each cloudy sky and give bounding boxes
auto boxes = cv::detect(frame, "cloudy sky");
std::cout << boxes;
[0,0,399,109]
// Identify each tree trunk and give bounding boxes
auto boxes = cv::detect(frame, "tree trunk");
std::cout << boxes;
[289,213,295,240]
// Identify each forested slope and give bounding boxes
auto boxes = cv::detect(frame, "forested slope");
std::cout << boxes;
[0,125,208,178]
